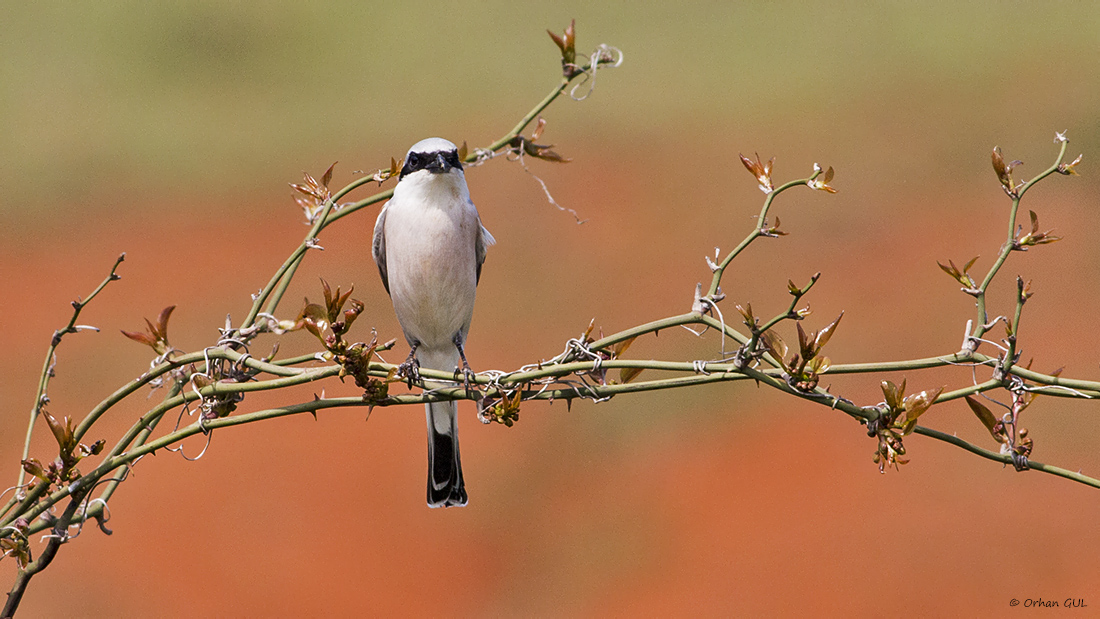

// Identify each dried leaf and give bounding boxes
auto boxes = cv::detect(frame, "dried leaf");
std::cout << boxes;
[735,303,756,326]
[619,366,645,384]
[532,117,547,141]
[610,336,637,359]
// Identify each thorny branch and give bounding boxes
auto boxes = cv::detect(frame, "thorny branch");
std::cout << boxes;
[1,21,1094,616]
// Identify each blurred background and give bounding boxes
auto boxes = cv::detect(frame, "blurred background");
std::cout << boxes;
[3,1,1100,615]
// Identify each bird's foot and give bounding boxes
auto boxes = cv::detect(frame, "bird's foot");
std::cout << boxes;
[453,365,477,397]
[398,349,421,387]
[452,334,477,397]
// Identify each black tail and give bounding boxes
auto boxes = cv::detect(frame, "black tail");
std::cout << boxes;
[426,400,467,507]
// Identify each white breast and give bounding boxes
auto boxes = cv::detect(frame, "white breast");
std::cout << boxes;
[382,171,480,354]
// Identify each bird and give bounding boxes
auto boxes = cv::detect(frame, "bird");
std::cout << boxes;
[372,137,495,507]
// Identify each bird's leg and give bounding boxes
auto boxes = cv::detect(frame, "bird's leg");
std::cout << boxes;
[452,333,476,396]
[398,341,421,387]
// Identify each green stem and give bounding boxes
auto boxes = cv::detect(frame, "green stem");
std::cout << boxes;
[705,178,810,298]
[973,140,1068,340]
[15,255,125,491]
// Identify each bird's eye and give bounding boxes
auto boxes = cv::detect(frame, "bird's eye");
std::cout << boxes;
[407,153,420,167]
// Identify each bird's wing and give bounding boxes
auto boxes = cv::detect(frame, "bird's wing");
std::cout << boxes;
[372,203,390,295]
[475,208,495,286]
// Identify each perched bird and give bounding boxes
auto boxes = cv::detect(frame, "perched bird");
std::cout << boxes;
[372,137,495,507]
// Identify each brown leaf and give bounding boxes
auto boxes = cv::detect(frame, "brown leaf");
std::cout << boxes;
[796,322,814,360]
[991,146,1010,188]
[547,19,577,65]
[582,318,596,343]
[532,117,547,141]
[902,386,944,430]
[610,336,637,359]
[760,330,788,368]
[153,306,175,341]
[619,366,645,384]
[814,311,844,351]
[735,303,756,326]
[42,410,75,453]
[881,380,905,411]
[21,458,49,481]
[520,137,572,163]
[965,395,1000,440]
[120,329,156,347]
[739,152,774,193]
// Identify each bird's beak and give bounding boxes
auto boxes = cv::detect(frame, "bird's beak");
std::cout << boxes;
[426,152,450,174]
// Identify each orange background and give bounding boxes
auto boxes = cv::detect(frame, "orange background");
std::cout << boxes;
[3,3,1100,616]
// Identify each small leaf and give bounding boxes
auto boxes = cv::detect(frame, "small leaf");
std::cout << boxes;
[343,299,364,331]
[321,161,337,188]
[735,303,756,326]
[42,411,75,453]
[299,302,330,339]
[582,318,596,343]
[21,458,49,481]
[814,311,844,351]
[881,380,905,411]
[610,336,637,359]
[965,395,1000,440]
[531,116,547,141]
[992,146,1009,186]
[154,306,175,339]
[760,330,788,367]
[121,330,156,347]
[619,366,645,384]
[902,387,944,426]
[547,19,577,65]
[805,355,830,375]
[320,278,334,312]
[796,322,814,360]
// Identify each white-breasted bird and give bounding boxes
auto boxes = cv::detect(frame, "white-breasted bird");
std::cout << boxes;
[372,137,494,507]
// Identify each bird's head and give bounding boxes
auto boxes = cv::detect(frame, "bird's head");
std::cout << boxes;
[399,137,464,181]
